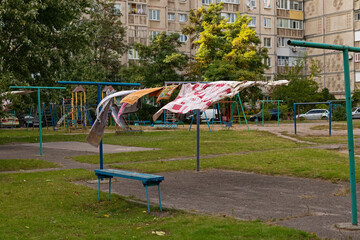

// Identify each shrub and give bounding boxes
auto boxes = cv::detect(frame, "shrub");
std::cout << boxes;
[332,106,346,121]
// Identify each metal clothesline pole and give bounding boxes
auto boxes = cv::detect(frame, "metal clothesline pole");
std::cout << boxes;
[58,81,141,169]
[288,40,358,227]
[10,86,66,156]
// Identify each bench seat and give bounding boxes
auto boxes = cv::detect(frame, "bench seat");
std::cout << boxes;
[94,169,164,213]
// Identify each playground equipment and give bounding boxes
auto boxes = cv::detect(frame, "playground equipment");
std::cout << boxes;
[25,103,58,131]
[260,100,284,126]
[59,86,93,128]
[10,86,66,156]
[189,93,249,132]
[288,40,358,227]
[58,81,141,170]
[294,102,332,136]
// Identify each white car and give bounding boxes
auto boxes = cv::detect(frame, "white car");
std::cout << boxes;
[186,109,219,122]
[296,109,329,120]
[352,107,360,119]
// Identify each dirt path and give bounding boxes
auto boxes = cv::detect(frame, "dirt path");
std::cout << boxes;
[1,125,360,239]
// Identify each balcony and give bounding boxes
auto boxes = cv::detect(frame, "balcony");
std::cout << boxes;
[277,28,303,39]
[128,14,147,25]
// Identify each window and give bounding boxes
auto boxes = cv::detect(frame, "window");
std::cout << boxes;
[149,9,160,21]
[277,0,303,10]
[221,13,237,23]
[112,4,121,15]
[248,17,256,27]
[290,1,303,11]
[150,31,160,40]
[168,13,175,21]
[264,0,271,8]
[265,57,271,67]
[355,53,360,63]
[264,38,271,48]
[277,0,288,9]
[264,18,271,28]
[356,10,360,21]
[277,37,287,47]
[356,72,360,82]
[247,0,256,8]
[277,56,289,66]
[128,49,139,60]
[277,19,303,30]
[202,0,212,4]
[216,0,240,3]
[179,34,188,42]
[128,3,146,14]
[178,14,187,22]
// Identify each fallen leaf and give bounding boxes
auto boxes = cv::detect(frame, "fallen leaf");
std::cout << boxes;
[136,227,141,230]
[25,226,29,229]
[104,214,110,218]
[152,230,166,236]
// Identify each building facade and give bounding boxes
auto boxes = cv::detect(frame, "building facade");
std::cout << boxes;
[114,0,360,96]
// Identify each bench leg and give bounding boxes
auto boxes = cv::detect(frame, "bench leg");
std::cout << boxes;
[98,177,100,202]
[158,184,162,211]
[108,178,111,201]
[145,185,150,214]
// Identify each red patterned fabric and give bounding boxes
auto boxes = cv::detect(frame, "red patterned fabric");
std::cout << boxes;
[153,80,288,121]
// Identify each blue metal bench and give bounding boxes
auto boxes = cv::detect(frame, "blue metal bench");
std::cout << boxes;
[94,169,164,213]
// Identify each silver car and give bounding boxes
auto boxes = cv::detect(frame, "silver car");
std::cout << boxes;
[296,109,329,120]
[352,107,360,119]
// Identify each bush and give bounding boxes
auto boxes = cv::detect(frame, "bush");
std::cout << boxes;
[332,106,346,121]
[136,102,159,122]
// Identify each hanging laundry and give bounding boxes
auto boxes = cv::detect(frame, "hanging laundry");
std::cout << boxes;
[156,85,179,103]
[153,80,289,121]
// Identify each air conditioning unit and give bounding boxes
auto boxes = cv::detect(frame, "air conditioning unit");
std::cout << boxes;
[292,47,297,52]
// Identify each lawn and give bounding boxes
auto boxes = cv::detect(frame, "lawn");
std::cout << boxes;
[0,170,318,239]
[73,130,307,164]
[0,159,59,171]
[0,128,87,145]
[110,148,360,182]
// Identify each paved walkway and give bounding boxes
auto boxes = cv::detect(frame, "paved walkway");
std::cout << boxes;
[1,141,360,239]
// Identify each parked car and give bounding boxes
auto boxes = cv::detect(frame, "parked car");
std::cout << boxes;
[296,109,329,120]
[186,109,219,122]
[249,109,282,121]
[0,114,19,128]
[352,107,360,119]
[20,115,42,127]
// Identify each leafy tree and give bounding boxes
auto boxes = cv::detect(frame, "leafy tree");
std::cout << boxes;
[182,3,268,81]
[352,90,360,107]
[57,0,127,84]
[272,59,325,111]
[121,32,188,87]
[1,0,92,89]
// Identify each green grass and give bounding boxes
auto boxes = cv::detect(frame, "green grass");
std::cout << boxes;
[73,130,307,164]
[295,136,349,144]
[0,129,88,145]
[0,159,59,171]
[111,149,360,182]
[0,170,318,239]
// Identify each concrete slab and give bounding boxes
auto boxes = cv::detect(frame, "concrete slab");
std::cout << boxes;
[20,142,159,153]
[81,170,360,240]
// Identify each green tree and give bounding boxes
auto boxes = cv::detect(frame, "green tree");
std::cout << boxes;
[272,59,322,110]
[57,0,127,84]
[0,0,92,89]
[352,90,360,107]
[121,32,188,87]
[182,3,268,81]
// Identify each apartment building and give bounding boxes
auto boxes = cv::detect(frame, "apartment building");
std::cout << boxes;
[115,0,308,82]
[304,0,360,97]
